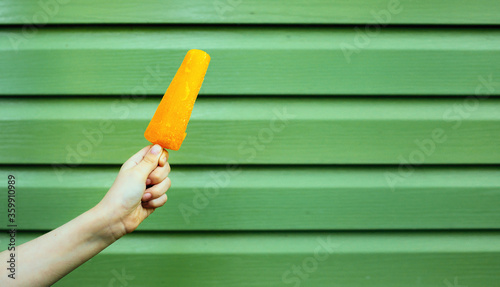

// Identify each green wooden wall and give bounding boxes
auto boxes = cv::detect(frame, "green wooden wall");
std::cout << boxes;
[1,0,500,286]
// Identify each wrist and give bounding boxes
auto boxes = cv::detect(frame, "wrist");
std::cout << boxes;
[91,202,127,243]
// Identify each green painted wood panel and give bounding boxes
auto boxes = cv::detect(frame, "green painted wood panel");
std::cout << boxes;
[1,97,500,164]
[2,232,499,286]
[1,0,499,24]
[1,166,499,230]
[1,27,500,95]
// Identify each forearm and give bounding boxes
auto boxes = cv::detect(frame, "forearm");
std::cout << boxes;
[0,145,169,286]
[0,203,126,286]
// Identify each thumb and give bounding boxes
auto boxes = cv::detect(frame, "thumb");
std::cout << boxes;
[135,144,163,179]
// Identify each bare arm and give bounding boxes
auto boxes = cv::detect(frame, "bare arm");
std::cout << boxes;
[0,144,171,286]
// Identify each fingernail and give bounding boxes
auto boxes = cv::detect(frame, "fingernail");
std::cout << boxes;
[150,144,162,155]
[146,178,152,185]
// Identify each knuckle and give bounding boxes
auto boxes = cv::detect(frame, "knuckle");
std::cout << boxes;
[143,155,156,164]
[153,188,163,197]
[150,172,161,183]
[160,195,168,206]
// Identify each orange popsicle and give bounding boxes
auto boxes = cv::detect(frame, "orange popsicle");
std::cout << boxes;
[144,49,210,150]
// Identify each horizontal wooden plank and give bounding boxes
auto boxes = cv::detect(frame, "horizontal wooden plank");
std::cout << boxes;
[1,166,499,230]
[3,231,500,286]
[1,97,500,164]
[1,27,499,95]
[1,0,499,25]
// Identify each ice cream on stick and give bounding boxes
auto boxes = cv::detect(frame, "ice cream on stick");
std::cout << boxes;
[144,49,210,150]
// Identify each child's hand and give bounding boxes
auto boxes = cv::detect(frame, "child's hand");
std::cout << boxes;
[98,144,171,237]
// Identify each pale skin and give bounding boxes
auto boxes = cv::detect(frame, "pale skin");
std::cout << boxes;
[0,144,171,287]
